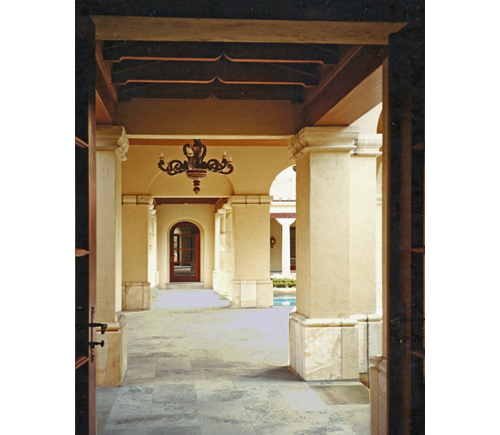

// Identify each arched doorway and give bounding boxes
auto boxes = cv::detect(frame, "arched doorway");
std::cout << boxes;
[169,222,201,282]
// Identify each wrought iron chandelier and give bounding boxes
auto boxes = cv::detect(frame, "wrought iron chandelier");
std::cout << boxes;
[158,139,233,194]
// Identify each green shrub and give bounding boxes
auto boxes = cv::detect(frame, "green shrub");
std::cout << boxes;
[272,277,296,288]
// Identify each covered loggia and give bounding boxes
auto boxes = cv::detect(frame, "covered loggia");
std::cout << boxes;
[75,3,424,434]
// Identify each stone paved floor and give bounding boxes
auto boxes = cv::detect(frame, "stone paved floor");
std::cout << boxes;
[97,289,370,435]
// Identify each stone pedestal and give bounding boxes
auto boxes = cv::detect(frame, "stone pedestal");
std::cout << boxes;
[122,281,151,310]
[96,319,128,387]
[352,314,383,375]
[289,312,359,381]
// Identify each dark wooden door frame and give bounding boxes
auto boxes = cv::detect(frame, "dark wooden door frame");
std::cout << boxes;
[169,222,201,282]
[75,15,98,435]
[387,21,425,435]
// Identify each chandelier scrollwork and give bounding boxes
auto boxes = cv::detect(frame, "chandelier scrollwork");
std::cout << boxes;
[158,139,233,194]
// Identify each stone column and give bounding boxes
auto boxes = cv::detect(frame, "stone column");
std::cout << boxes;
[228,195,274,308]
[288,126,359,381]
[350,134,383,377]
[95,125,128,387]
[148,201,158,289]
[276,218,295,276]
[122,195,151,311]
[213,210,222,291]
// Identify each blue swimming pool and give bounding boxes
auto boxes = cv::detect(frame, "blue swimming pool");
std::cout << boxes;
[273,294,296,306]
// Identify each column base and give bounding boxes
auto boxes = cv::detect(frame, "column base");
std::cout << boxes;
[289,311,359,381]
[352,314,383,376]
[96,318,128,387]
[369,356,387,435]
[122,281,151,311]
[230,279,273,308]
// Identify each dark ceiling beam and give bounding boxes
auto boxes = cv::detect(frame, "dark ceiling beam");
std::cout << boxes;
[117,81,304,103]
[95,43,118,123]
[110,59,320,86]
[303,45,388,126]
[102,41,339,64]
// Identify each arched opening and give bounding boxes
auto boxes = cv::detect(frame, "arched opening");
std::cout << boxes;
[169,221,201,282]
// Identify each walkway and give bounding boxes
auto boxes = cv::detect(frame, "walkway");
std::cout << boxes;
[97,289,370,435]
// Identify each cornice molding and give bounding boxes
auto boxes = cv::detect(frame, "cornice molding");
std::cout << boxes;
[96,125,130,161]
[288,126,358,158]
[353,133,383,158]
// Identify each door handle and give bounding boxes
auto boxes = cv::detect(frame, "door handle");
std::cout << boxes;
[90,340,104,348]
[89,322,108,334]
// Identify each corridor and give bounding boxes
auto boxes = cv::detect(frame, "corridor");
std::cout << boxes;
[96,289,370,435]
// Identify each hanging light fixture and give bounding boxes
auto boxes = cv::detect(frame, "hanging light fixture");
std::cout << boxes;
[158,139,233,194]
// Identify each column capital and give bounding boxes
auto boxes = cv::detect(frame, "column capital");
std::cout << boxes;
[122,195,151,205]
[228,195,273,206]
[276,217,295,226]
[96,125,130,161]
[288,126,358,158]
[353,134,383,157]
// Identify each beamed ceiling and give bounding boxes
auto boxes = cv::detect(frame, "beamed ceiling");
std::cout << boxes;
[104,41,340,104]
[90,13,404,131]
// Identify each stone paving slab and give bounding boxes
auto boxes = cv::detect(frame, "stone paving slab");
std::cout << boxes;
[97,289,370,435]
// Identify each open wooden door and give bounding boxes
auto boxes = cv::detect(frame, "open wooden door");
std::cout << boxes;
[387,19,425,435]
[75,15,98,435]
[170,222,201,282]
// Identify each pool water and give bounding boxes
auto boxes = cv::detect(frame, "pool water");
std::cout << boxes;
[273,294,296,306]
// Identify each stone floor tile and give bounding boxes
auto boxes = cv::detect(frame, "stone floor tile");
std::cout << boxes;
[96,387,120,411]
[200,421,256,435]
[335,410,371,435]
[147,426,202,435]
[153,384,197,403]
[196,388,247,403]
[105,414,200,431]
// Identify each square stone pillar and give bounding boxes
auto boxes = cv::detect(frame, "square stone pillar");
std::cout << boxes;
[350,134,383,376]
[276,218,295,277]
[213,209,222,292]
[288,126,359,381]
[95,125,129,386]
[122,195,151,311]
[227,195,273,308]
[148,203,158,288]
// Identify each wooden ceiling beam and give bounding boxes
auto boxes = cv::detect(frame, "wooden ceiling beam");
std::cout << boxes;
[95,43,118,123]
[110,59,320,86]
[118,81,304,103]
[92,16,406,45]
[303,45,388,126]
[102,41,339,64]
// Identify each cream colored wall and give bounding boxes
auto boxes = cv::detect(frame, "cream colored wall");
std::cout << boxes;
[156,203,215,288]
[270,219,282,272]
[122,145,292,196]
[122,204,149,282]
[118,99,303,136]
[231,200,271,280]
[351,103,382,134]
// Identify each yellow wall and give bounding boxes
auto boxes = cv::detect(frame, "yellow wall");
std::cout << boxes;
[270,219,282,272]
[118,99,303,136]
[122,145,292,196]
[122,205,149,282]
